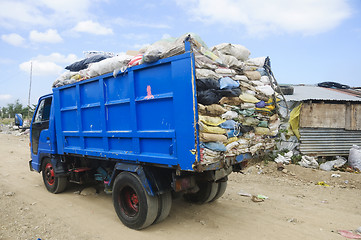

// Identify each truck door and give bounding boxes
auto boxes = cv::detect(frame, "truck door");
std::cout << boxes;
[31,97,52,156]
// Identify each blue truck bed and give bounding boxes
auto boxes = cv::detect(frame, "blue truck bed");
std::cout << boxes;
[53,50,199,171]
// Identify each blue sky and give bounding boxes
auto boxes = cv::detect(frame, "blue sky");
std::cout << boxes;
[0,0,360,107]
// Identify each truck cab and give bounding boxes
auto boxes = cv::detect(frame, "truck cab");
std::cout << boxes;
[29,94,56,172]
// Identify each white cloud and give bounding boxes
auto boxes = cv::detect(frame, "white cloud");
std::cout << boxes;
[0,94,12,101]
[114,17,170,29]
[72,20,113,35]
[121,33,150,41]
[29,29,63,43]
[176,0,352,36]
[1,33,25,46]
[19,60,63,76]
[0,1,48,28]
[0,0,104,29]
[34,53,78,64]
[19,53,78,76]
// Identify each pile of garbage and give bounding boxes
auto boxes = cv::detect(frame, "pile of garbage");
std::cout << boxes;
[191,39,281,165]
[52,34,198,88]
[53,33,282,165]
[273,145,361,173]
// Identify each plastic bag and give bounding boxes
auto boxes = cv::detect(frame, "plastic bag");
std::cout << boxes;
[219,77,239,89]
[246,57,266,67]
[274,151,293,164]
[219,120,238,130]
[88,54,133,77]
[320,156,347,171]
[218,88,241,98]
[219,53,243,68]
[128,54,144,67]
[199,122,226,134]
[199,115,226,126]
[226,129,242,138]
[242,117,260,126]
[260,76,270,84]
[211,43,250,61]
[196,78,220,91]
[65,55,109,72]
[197,89,222,105]
[199,132,227,143]
[201,142,227,152]
[219,97,242,105]
[221,111,238,120]
[256,85,275,96]
[240,103,256,109]
[348,145,361,171]
[215,68,236,76]
[239,93,260,103]
[196,68,220,80]
[254,127,271,135]
[233,75,248,81]
[298,155,319,169]
[244,71,261,80]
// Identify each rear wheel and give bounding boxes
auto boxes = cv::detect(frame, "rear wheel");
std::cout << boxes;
[112,172,159,229]
[183,181,219,204]
[154,191,172,224]
[42,158,67,194]
[210,181,227,202]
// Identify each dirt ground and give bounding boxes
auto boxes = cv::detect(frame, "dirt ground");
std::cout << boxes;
[0,133,360,240]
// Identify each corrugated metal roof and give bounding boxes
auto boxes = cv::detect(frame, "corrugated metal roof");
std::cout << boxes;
[284,85,361,102]
[299,128,361,156]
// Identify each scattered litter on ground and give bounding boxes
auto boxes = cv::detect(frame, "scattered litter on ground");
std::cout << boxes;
[238,190,252,197]
[298,155,319,169]
[319,156,347,171]
[274,151,293,164]
[251,195,264,202]
[256,194,268,200]
[316,181,329,187]
[331,174,341,178]
[337,230,361,239]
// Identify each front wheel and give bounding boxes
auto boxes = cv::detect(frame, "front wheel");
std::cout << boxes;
[112,172,159,229]
[41,158,67,194]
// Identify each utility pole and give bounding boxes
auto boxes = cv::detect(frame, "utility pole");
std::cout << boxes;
[27,61,32,119]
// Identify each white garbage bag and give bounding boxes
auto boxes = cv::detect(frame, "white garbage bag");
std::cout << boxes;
[348,145,361,171]
[319,156,347,171]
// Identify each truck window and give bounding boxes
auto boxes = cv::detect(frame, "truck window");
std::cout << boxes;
[34,98,52,123]
[31,97,52,155]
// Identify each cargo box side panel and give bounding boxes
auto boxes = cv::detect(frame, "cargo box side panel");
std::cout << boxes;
[54,53,197,170]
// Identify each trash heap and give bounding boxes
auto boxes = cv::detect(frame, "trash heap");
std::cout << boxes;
[52,33,281,165]
[192,39,280,165]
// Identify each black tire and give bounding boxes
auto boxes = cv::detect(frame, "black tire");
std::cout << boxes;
[112,172,159,230]
[41,158,67,194]
[154,191,172,224]
[210,181,227,202]
[183,181,219,204]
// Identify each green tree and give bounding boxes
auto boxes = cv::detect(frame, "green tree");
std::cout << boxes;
[0,99,35,119]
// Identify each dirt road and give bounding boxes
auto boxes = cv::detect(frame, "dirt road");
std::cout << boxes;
[0,133,360,240]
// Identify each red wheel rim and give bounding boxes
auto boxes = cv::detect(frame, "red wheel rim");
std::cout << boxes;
[44,163,55,185]
[119,186,139,217]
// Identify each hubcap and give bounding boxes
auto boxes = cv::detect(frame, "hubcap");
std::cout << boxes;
[119,187,139,217]
[44,163,55,185]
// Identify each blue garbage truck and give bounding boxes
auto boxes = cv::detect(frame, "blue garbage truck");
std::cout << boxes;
[25,41,249,229]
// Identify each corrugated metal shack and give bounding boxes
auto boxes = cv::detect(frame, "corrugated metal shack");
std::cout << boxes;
[284,85,361,157]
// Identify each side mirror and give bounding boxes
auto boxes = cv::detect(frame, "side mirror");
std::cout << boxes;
[15,113,23,127]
